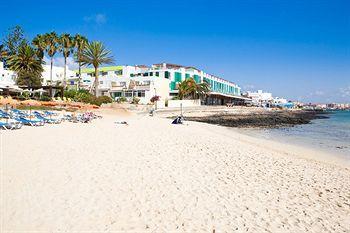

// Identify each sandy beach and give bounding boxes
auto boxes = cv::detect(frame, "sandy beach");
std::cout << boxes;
[1,108,350,232]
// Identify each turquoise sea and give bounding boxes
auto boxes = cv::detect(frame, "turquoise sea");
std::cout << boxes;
[245,110,350,159]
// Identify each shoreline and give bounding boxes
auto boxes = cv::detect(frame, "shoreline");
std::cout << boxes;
[184,118,350,169]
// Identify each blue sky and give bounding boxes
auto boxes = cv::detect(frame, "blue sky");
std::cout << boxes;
[1,0,349,103]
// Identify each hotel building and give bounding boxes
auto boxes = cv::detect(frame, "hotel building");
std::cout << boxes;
[71,63,243,105]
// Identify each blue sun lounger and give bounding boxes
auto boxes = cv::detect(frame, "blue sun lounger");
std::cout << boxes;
[34,112,61,124]
[14,117,44,126]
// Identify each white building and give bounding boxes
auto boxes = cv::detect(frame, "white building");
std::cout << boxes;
[41,65,76,85]
[0,62,16,88]
[246,90,273,106]
[69,63,243,105]
[1,62,76,88]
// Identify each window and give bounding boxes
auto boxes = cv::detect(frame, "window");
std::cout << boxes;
[101,71,108,76]
[149,72,153,76]
[143,73,149,77]
[113,92,122,97]
[155,72,159,77]
[165,71,170,79]
[174,72,182,82]
[120,82,126,86]
[137,90,145,97]
[114,70,122,75]
[125,91,133,97]
[170,81,176,90]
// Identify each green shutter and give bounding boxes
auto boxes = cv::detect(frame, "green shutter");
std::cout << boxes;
[170,81,176,90]
[174,72,182,82]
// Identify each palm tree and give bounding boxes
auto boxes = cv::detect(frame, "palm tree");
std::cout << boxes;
[59,33,75,88]
[178,77,210,99]
[32,34,46,61]
[74,34,88,89]
[0,44,7,63]
[79,41,114,96]
[7,43,44,86]
[43,32,59,86]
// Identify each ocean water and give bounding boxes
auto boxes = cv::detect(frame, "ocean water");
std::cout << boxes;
[243,110,350,159]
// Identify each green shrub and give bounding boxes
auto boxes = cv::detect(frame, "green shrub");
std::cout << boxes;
[40,95,51,101]
[131,97,140,104]
[97,95,113,104]
[117,96,127,103]
[63,90,113,106]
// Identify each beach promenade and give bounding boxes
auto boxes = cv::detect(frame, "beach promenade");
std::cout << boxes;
[1,109,349,232]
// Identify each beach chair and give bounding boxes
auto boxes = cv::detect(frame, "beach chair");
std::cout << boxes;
[34,112,61,124]
[14,117,45,126]
[0,122,11,130]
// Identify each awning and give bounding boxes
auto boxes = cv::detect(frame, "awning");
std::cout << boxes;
[208,92,252,101]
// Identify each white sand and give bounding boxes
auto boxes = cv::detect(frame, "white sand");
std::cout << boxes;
[1,110,349,232]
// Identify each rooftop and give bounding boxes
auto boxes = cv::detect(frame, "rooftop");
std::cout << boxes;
[76,66,123,74]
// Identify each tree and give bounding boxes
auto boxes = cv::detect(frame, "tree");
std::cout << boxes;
[178,77,210,99]
[7,43,44,86]
[2,25,26,57]
[43,32,59,86]
[79,41,114,96]
[0,44,7,63]
[59,33,75,88]
[32,34,46,60]
[74,34,88,89]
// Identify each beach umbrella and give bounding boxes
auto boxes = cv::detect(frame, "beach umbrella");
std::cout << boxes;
[33,88,47,98]
[21,99,41,118]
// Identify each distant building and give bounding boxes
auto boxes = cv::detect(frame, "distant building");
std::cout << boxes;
[246,90,273,106]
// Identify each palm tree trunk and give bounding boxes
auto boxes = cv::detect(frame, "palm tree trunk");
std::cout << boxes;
[63,55,67,89]
[78,61,81,90]
[50,56,53,97]
[50,56,53,84]
[94,67,99,96]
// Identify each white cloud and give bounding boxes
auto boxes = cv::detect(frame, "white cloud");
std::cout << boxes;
[242,84,255,91]
[43,56,79,70]
[83,13,106,25]
[308,90,325,97]
[340,86,350,97]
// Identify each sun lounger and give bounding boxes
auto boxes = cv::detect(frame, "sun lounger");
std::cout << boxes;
[14,117,44,126]
[0,122,11,130]
[0,121,22,130]
[34,112,61,124]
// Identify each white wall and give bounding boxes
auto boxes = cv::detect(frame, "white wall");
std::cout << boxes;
[42,65,75,85]
[168,99,201,108]
[0,62,16,87]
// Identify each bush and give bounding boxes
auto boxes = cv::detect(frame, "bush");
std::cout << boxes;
[131,97,140,104]
[63,90,113,106]
[96,95,113,104]
[117,96,127,103]
[40,95,51,101]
